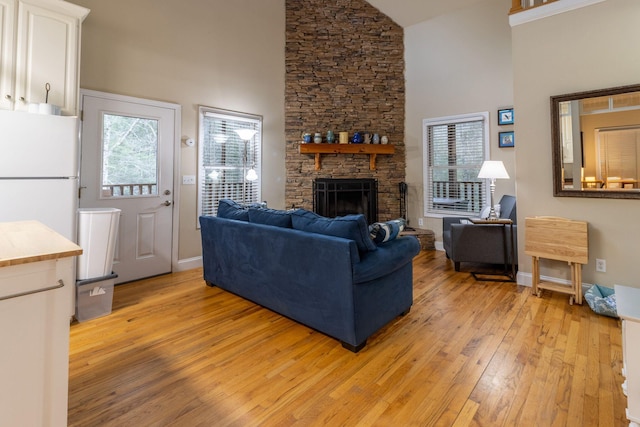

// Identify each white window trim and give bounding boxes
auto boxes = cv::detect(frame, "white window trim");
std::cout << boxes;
[422,111,490,218]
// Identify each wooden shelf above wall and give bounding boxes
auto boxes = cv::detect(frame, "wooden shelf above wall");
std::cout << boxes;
[298,143,395,170]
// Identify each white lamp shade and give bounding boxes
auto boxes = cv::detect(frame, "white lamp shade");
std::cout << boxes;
[478,160,509,179]
[246,168,258,181]
[234,129,257,141]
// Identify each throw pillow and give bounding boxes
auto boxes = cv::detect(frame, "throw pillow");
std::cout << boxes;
[369,218,406,244]
[248,207,292,228]
[291,209,377,253]
[217,199,249,221]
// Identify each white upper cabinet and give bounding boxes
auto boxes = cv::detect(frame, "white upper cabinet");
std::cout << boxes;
[0,0,16,111]
[0,0,89,115]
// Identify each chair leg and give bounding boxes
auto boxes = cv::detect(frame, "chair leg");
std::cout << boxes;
[454,262,460,272]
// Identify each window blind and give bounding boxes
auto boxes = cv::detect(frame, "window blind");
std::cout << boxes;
[597,127,639,182]
[423,114,488,216]
[198,107,262,219]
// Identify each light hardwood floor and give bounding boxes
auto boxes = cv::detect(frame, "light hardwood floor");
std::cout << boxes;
[68,250,627,426]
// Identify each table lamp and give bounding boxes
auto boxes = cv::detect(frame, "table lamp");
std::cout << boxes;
[478,160,509,220]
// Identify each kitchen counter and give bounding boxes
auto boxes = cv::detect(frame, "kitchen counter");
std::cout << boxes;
[0,220,82,267]
[0,220,82,426]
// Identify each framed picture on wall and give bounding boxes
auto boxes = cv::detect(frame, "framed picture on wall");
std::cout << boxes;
[499,131,515,148]
[498,108,514,125]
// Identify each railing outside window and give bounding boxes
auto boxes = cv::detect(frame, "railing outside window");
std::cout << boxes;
[510,0,559,14]
[430,181,483,214]
[102,184,157,197]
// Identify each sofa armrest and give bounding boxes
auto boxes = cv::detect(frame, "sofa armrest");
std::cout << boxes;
[443,216,472,232]
[353,236,421,284]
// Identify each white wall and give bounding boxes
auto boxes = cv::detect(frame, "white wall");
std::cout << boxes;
[512,0,640,287]
[69,0,286,260]
[404,0,515,243]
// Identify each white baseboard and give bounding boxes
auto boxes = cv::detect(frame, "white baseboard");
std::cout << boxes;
[516,271,592,293]
[174,256,202,272]
[433,244,592,290]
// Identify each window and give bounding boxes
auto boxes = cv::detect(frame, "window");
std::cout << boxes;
[596,127,639,185]
[101,113,159,198]
[423,112,489,216]
[198,106,262,218]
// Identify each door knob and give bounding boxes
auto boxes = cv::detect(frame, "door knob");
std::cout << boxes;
[163,200,172,206]
[164,190,171,195]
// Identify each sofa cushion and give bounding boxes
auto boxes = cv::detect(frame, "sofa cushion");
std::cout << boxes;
[217,199,249,221]
[291,209,377,253]
[248,207,292,228]
[369,218,406,244]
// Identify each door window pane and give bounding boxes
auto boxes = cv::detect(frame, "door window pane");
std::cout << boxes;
[101,113,159,198]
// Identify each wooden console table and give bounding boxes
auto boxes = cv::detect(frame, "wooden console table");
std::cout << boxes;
[299,143,394,171]
[525,216,588,305]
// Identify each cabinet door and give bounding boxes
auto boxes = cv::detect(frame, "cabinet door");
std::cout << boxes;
[0,0,15,110]
[14,0,79,114]
[0,259,72,427]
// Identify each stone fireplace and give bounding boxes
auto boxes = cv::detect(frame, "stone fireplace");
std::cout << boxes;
[284,0,405,222]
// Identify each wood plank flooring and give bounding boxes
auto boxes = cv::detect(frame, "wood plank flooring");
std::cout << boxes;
[67,250,627,426]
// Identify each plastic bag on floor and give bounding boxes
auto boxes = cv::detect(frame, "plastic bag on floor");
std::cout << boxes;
[584,284,618,318]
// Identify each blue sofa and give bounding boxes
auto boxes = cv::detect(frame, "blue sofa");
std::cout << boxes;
[199,201,421,352]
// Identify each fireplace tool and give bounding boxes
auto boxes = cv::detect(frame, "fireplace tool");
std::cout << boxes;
[399,181,413,230]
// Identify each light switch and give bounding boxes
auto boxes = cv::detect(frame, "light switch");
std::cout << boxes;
[182,175,196,185]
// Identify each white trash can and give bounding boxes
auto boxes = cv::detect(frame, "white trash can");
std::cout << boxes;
[77,208,121,280]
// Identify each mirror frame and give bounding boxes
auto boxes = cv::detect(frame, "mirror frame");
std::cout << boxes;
[551,83,640,199]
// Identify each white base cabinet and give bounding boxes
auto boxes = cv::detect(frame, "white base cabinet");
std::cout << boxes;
[0,258,73,427]
[615,285,640,426]
[0,221,82,427]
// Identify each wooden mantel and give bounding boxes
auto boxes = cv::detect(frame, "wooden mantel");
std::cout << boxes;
[299,143,395,170]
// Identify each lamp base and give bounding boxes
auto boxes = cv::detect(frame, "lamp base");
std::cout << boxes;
[488,179,498,220]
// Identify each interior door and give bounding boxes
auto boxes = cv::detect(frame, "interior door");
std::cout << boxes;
[79,90,179,284]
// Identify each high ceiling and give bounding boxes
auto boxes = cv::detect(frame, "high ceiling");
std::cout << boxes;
[365,0,488,27]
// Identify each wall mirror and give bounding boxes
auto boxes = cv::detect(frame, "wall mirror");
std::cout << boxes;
[551,84,640,199]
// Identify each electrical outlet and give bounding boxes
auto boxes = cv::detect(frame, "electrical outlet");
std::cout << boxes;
[596,258,606,273]
[182,175,196,185]
[418,218,424,227]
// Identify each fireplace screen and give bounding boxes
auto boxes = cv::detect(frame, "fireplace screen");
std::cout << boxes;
[313,178,378,224]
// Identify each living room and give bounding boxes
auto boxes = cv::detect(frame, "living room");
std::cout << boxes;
[14,0,638,424]
[65,0,640,290]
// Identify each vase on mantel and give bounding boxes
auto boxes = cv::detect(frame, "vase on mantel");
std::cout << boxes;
[326,130,335,143]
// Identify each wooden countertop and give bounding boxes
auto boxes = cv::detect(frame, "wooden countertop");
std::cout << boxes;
[615,285,640,322]
[0,220,82,268]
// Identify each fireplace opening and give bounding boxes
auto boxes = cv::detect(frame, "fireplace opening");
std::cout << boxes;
[313,178,378,224]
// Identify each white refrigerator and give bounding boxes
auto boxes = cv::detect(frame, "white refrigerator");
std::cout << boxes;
[0,109,80,315]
